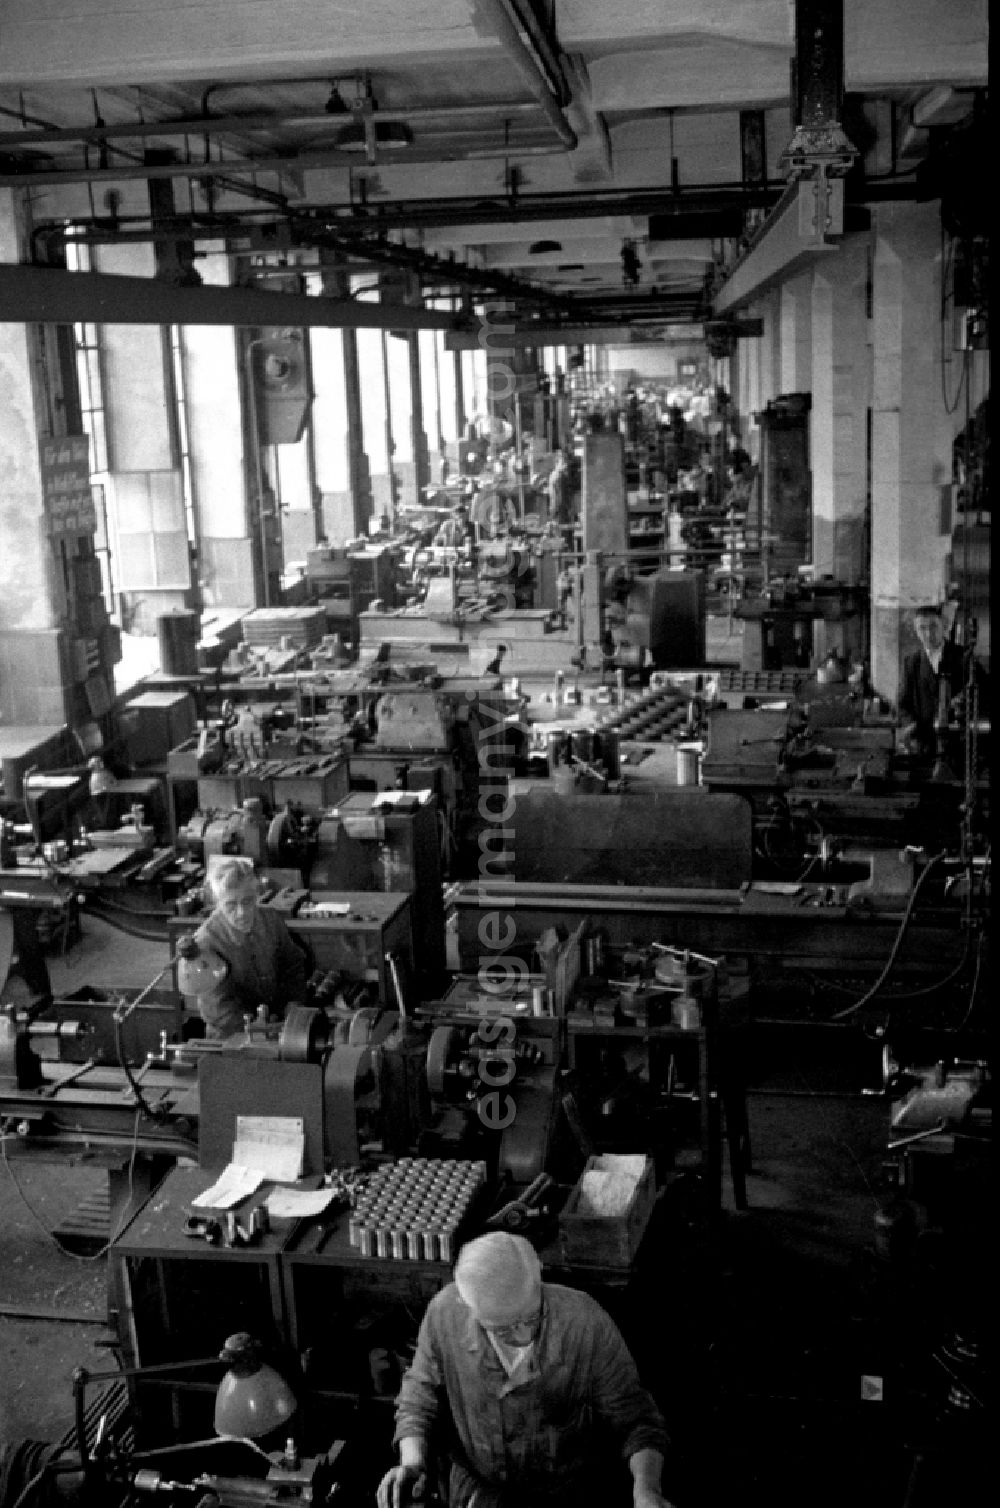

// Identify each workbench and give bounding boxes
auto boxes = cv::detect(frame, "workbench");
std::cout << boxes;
[451,879,974,995]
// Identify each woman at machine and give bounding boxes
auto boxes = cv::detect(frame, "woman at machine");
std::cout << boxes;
[191,858,309,1038]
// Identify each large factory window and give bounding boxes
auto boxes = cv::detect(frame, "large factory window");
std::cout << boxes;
[310,326,353,541]
[433,321,461,447]
[461,343,489,432]
[418,328,443,474]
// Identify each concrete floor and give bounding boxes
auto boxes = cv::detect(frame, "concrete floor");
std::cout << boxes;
[1,1029,920,1504]
[1,917,172,1449]
[0,909,916,1487]
[1,627,985,1501]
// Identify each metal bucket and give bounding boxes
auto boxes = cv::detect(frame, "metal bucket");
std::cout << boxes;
[546,729,568,774]
[157,609,201,675]
[676,742,701,786]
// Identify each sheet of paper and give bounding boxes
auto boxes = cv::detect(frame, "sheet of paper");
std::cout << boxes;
[233,1115,305,1183]
[265,1187,338,1220]
[191,1164,266,1209]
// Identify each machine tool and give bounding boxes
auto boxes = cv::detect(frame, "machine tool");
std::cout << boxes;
[0,1333,359,1507]
[701,700,990,864]
[416,976,566,1186]
[308,790,446,987]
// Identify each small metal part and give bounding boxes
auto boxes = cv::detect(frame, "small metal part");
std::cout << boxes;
[183,1215,221,1245]
[421,1230,439,1261]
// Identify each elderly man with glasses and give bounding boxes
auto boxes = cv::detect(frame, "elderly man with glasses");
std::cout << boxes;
[377,1232,675,1508]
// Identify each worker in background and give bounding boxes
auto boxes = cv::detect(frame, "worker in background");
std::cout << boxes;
[434,505,470,548]
[897,604,987,758]
[192,858,309,1038]
[546,448,572,526]
[376,1232,675,1508]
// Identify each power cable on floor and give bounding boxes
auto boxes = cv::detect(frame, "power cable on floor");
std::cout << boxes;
[7,1447,77,1508]
[952,927,986,1031]
[1,1109,142,1263]
[828,852,946,1021]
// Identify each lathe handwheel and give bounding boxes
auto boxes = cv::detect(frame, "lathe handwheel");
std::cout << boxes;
[279,1005,329,1063]
[348,1006,399,1047]
[427,1025,461,1096]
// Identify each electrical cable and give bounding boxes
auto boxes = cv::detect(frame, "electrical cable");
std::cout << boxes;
[82,903,171,943]
[130,1434,275,1465]
[7,1447,78,1508]
[113,1013,159,1121]
[828,851,947,1020]
[81,893,175,920]
[0,1109,142,1263]
[939,226,969,416]
[952,927,986,1031]
[879,931,974,1002]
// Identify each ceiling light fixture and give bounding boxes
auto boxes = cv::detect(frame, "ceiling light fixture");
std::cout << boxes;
[324,84,350,115]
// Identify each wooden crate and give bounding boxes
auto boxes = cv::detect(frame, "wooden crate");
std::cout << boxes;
[558,1154,656,1268]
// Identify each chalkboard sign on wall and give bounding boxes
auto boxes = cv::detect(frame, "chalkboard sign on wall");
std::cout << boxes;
[38,434,97,537]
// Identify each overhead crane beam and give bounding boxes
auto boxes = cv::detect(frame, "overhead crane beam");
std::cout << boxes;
[0,263,463,330]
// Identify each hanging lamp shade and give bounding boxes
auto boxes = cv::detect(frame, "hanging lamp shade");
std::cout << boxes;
[214,1333,298,1440]
[175,935,229,998]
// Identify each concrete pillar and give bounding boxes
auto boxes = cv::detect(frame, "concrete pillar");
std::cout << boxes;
[870,201,954,706]
[407,332,430,500]
[343,327,373,535]
[779,272,813,395]
[0,189,71,724]
[742,289,780,457]
[452,345,467,442]
[481,302,519,443]
[809,234,870,661]
[760,288,781,405]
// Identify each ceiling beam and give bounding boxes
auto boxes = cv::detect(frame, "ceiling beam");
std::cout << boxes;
[0,264,461,330]
[711,178,844,314]
[446,322,712,350]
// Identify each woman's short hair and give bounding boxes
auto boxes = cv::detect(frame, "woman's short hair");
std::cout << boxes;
[210,857,257,904]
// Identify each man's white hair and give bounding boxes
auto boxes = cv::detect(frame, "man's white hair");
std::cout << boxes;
[454,1233,542,1325]
[210,857,256,903]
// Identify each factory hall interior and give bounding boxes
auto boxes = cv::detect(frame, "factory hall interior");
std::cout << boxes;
[0,2,991,1506]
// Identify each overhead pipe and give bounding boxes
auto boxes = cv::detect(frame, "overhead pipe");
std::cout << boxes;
[27,179,788,257]
[0,133,569,189]
[495,0,571,105]
[472,0,577,150]
[300,181,784,231]
[0,100,544,151]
